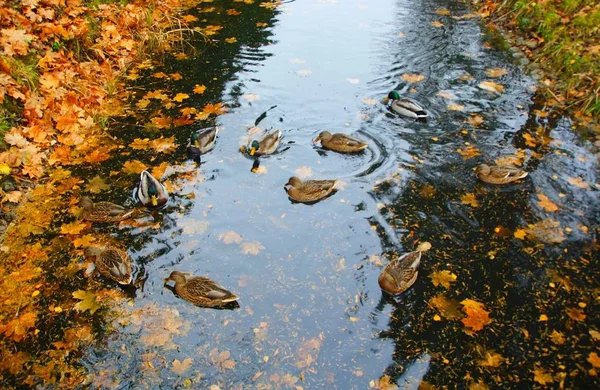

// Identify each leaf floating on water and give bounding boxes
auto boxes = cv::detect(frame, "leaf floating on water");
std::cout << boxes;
[179,219,210,235]
[478,81,504,94]
[0,312,37,342]
[130,138,150,150]
[566,176,590,189]
[588,352,600,368]
[416,241,432,252]
[448,103,465,111]
[401,73,425,83]
[467,114,484,127]
[243,93,260,102]
[533,367,554,385]
[513,229,527,240]
[436,90,457,100]
[295,336,323,369]
[240,241,264,255]
[431,21,445,27]
[224,37,237,43]
[550,330,565,345]
[436,9,451,16]
[461,193,479,208]
[60,221,88,235]
[296,69,312,76]
[468,379,490,390]
[363,97,378,106]
[209,349,236,371]
[525,218,565,244]
[478,349,505,368]
[461,299,491,334]
[122,160,148,174]
[3,190,22,203]
[537,193,558,212]
[173,93,189,102]
[193,84,207,94]
[171,358,193,375]
[485,67,508,78]
[295,166,313,179]
[456,146,481,159]
[565,307,586,321]
[218,231,243,245]
[430,270,457,289]
[430,295,463,320]
[72,290,100,314]
[369,375,399,390]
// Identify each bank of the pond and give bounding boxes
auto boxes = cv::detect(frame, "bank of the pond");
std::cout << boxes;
[0,0,200,386]
[469,0,600,136]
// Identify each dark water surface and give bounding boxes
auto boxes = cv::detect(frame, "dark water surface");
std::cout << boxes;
[84,0,599,388]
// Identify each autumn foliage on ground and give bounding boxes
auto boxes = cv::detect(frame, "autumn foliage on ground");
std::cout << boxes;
[471,0,600,121]
[0,0,203,386]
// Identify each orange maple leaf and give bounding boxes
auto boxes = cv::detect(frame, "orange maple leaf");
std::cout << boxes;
[1,29,35,57]
[461,299,491,334]
[202,102,228,116]
[0,312,37,342]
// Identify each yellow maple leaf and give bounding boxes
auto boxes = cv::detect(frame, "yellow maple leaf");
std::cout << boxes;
[72,290,101,314]
[170,73,183,81]
[60,221,89,235]
[430,270,457,289]
[130,138,150,150]
[430,295,463,320]
[202,102,228,116]
[182,14,198,22]
[401,73,424,83]
[0,311,37,342]
[225,37,237,43]
[256,22,268,27]
[149,136,177,153]
[85,175,110,194]
[173,93,189,103]
[193,84,207,94]
[456,146,481,159]
[537,193,558,212]
[461,193,479,207]
[514,229,527,240]
[122,160,148,174]
[588,352,600,368]
[533,367,553,385]
[479,350,504,368]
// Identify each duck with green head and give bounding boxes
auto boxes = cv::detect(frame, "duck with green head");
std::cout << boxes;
[137,170,168,208]
[240,130,282,156]
[187,126,219,160]
[383,91,428,119]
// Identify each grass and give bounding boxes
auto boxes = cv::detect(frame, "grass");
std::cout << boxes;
[488,0,600,116]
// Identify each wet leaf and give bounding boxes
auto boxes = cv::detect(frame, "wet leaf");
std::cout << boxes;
[588,352,600,368]
[193,84,207,94]
[363,97,378,106]
[179,219,210,235]
[0,312,37,342]
[416,241,432,252]
[478,81,504,94]
[436,9,451,16]
[448,103,465,111]
[525,218,565,244]
[172,358,193,375]
[295,166,313,179]
[590,329,600,340]
[149,136,177,153]
[0,163,12,175]
[243,93,260,102]
[436,90,457,100]
[565,307,586,321]
[533,367,553,385]
[370,375,398,389]
[550,330,565,345]
[173,93,189,102]
[461,193,479,208]
[85,176,110,194]
[485,68,508,78]
[467,114,484,127]
[72,290,100,314]
[479,350,504,368]
[241,241,265,255]
[566,176,590,189]
[431,21,445,27]
[225,37,237,44]
[537,193,558,212]
[60,221,88,235]
[514,229,527,240]
[461,299,491,333]
[296,337,322,369]
[218,231,242,244]
[430,295,463,320]
[122,160,148,174]
[401,73,425,83]
[430,270,457,289]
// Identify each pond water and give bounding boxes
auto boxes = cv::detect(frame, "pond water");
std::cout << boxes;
[83,0,598,388]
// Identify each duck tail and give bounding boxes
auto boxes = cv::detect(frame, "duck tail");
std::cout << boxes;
[415,111,428,118]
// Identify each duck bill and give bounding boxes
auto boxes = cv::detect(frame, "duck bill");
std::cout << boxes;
[249,147,256,156]
[151,195,158,207]
[382,96,390,104]
[312,138,320,144]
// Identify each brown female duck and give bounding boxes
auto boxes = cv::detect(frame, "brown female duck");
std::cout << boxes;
[313,131,368,153]
[475,164,528,184]
[85,246,132,285]
[164,271,239,308]
[378,250,422,295]
[79,197,134,222]
[284,176,338,203]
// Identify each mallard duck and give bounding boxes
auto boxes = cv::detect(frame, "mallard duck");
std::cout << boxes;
[378,250,422,295]
[79,197,134,222]
[284,176,338,203]
[85,246,132,285]
[383,91,428,119]
[164,271,239,308]
[187,126,219,158]
[313,131,368,153]
[475,164,528,185]
[240,130,282,156]
[137,170,168,208]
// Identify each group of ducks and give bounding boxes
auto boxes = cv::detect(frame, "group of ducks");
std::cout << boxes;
[79,90,529,306]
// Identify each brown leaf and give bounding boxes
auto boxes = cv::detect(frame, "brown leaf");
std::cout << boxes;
[430,295,463,320]
[461,193,479,208]
[537,193,558,212]
[478,81,504,94]
[566,176,590,189]
[3,190,22,203]
[565,307,586,321]
[525,218,565,244]
[533,367,553,385]
[218,231,243,244]
[172,358,193,374]
[479,350,504,368]
[484,68,508,78]
[461,299,491,333]
[240,241,264,255]
[431,21,445,27]
[467,114,484,127]
[457,146,481,159]
[448,104,465,111]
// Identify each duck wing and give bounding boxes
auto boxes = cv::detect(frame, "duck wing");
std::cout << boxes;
[185,277,238,300]
[331,133,367,148]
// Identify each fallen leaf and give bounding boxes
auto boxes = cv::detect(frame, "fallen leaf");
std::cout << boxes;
[241,241,264,255]
[479,350,504,368]
[0,312,37,342]
[436,90,457,100]
[457,146,481,159]
[122,160,148,174]
[72,290,101,314]
[173,93,189,103]
[478,81,504,94]
[537,193,558,212]
[461,299,491,334]
[3,190,22,203]
[243,93,260,102]
[431,21,445,27]
[218,231,242,244]
[295,337,322,369]
[565,307,586,321]
[430,270,457,289]
[461,193,479,208]
[172,358,193,375]
[550,330,565,345]
[193,84,207,94]
[225,37,237,43]
[295,166,313,179]
[401,73,425,83]
[448,103,465,111]
[468,114,484,126]
[525,218,565,244]
[485,68,508,78]
[370,375,398,390]
[86,176,110,194]
[60,221,88,235]
[296,69,312,76]
[430,295,463,320]
[588,352,600,368]
[436,9,451,16]
[514,229,527,240]
[363,97,378,106]
[566,176,590,189]
[533,367,553,385]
